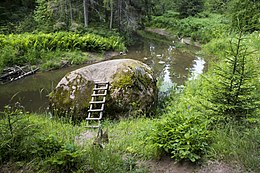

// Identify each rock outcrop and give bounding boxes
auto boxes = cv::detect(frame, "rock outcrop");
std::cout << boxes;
[49,59,157,119]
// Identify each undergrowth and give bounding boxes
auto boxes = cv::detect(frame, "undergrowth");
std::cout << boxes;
[0,31,126,72]
[148,11,229,43]
[0,107,151,172]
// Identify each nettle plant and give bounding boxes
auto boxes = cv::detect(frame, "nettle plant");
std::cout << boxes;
[153,103,211,162]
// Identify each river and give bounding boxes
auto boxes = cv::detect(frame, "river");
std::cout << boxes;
[0,31,206,112]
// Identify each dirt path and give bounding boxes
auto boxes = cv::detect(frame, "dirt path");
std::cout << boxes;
[143,156,247,173]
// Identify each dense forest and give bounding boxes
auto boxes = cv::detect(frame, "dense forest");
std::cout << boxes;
[0,0,259,172]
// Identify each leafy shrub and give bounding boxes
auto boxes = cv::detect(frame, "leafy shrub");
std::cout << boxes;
[31,134,63,158]
[153,106,211,162]
[45,143,84,172]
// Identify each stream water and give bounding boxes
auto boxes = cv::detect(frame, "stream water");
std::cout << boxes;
[0,31,206,112]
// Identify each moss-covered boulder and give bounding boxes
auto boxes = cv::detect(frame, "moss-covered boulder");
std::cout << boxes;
[49,59,158,119]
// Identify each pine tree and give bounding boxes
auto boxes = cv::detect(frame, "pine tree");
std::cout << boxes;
[208,32,259,121]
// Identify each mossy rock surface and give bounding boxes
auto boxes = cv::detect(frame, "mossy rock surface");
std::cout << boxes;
[49,59,158,119]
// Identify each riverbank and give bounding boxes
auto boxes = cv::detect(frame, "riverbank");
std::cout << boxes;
[0,31,126,83]
[141,12,260,173]
[146,28,202,47]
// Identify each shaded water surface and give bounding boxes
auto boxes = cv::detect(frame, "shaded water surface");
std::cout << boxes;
[0,32,206,112]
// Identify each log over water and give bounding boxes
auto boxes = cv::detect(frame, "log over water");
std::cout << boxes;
[0,65,39,84]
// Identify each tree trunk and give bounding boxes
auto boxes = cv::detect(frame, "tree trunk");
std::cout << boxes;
[69,0,73,22]
[117,0,122,31]
[65,0,69,28]
[109,0,113,30]
[83,0,90,27]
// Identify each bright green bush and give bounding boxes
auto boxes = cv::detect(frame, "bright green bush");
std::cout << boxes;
[31,134,63,158]
[45,143,84,172]
[153,106,211,162]
[0,32,125,71]
[153,79,212,162]
[0,32,125,52]
[152,75,213,163]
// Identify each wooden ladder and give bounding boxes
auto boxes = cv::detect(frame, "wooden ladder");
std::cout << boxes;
[86,81,109,128]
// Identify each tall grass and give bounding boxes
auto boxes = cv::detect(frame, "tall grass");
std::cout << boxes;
[209,124,260,172]
[104,118,159,160]
[0,108,150,172]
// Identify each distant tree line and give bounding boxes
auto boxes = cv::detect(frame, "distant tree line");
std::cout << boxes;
[0,0,155,34]
[0,0,259,34]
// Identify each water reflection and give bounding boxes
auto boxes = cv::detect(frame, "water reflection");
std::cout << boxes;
[189,56,206,80]
[159,64,174,92]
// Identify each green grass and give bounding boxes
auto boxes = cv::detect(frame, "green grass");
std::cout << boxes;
[0,109,152,172]
[103,118,159,160]
[209,124,260,172]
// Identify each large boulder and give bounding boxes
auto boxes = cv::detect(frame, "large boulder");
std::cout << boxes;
[49,59,158,119]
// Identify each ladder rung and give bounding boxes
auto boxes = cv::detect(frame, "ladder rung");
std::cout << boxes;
[93,87,108,91]
[86,81,109,129]
[94,81,109,84]
[88,109,103,112]
[91,93,106,96]
[86,117,102,120]
[89,100,105,104]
